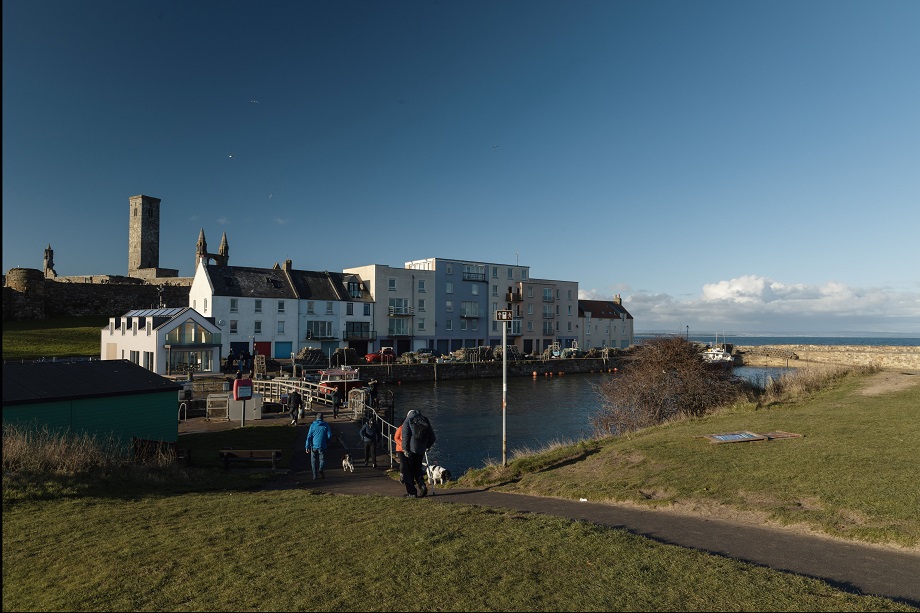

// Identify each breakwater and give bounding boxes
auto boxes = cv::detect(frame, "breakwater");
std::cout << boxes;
[735,345,920,371]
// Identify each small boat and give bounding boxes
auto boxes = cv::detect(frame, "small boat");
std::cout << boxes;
[702,333,734,367]
[702,346,734,365]
[317,366,366,396]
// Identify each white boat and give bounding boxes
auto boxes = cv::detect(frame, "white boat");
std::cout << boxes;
[702,346,734,365]
[702,333,734,366]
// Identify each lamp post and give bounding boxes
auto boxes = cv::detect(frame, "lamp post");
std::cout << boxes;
[686,325,689,341]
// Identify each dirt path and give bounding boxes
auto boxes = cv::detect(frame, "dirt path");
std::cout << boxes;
[857,370,920,396]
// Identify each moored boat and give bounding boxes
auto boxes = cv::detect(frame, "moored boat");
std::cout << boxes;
[317,366,366,396]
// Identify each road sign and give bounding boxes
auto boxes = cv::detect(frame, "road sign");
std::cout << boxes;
[495,310,513,321]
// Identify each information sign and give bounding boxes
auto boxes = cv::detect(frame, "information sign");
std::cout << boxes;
[495,310,513,321]
[233,378,253,401]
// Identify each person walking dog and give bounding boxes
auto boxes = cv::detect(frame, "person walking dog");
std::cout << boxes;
[306,413,332,480]
[400,409,436,498]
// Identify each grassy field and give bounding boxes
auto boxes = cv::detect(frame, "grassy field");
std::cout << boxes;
[464,368,920,549]
[2,316,107,360]
[3,322,919,610]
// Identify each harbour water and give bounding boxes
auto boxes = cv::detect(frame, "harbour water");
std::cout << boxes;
[644,335,920,347]
[381,365,788,478]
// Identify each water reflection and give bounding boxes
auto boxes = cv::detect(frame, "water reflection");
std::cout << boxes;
[382,366,792,478]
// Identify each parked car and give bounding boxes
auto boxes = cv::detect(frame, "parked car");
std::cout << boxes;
[365,347,396,363]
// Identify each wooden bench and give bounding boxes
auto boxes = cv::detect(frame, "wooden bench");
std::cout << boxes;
[218,449,282,470]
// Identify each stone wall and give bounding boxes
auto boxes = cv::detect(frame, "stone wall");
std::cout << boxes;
[358,357,625,383]
[3,268,191,321]
[735,345,920,371]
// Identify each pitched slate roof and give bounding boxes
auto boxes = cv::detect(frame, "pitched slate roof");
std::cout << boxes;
[205,265,298,299]
[2,360,182,406]
[578,299,634,320]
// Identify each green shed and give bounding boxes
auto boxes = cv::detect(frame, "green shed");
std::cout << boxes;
[2,359,182,446]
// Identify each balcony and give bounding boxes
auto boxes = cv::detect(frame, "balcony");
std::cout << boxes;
[387,306,414,316]
[343,330,377,341]
[506,291,523,303]
[460,309,481,319]
[463,272,487,282]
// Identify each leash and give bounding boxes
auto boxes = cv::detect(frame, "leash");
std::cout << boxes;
[424,450,435,496]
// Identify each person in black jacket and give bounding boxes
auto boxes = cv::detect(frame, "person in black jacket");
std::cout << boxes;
[400,410,436,498]
[358,417,382,467]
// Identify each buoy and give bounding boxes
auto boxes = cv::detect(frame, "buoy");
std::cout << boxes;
[532,371,537,377]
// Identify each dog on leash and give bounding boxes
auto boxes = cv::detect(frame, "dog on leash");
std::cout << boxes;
[424,463,451,486]
[342,453,355,473]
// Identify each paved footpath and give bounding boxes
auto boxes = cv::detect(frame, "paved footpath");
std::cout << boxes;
[188,411,920,607]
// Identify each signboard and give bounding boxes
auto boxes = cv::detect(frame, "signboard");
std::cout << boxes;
[233,378,253,401]
[495,310,513,321]
[703,431,767,444]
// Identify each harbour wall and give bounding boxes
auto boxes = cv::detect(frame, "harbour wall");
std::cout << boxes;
[359,358,625,383]
[735,345,920,371]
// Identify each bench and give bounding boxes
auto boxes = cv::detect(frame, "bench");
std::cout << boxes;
[218,449,282,470]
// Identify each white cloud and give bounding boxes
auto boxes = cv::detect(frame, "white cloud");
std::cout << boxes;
[618,275,920,334]
[216,217,230,226]
[273,217,287,225]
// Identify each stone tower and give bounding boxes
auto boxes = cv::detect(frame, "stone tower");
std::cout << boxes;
[128,195,161,277]
[43,244,57,279]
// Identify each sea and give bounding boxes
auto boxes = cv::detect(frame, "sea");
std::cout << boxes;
[640,335,920,347]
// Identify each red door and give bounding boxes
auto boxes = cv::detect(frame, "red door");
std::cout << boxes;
[254,341,272,359]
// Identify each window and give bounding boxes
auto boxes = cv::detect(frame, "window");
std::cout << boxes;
[278,300,285,313]
[567,290,573,300]
[192,300,196,310]
[461,302,480,317]
[277,321,285,334]
[307,321,334,338]
[471,320,478,331]
[388,319,409,336]
[460,319,467,331]
[254,321,262,334]
[230,298,238,312]
[307,301,315,315]
[446,264,452,275]
[129,350,140,365]
[568,305,572,315]
[143,351,154,371]
[543,321,554,335]
[418,299,426,312]
[146,321,152,334]
[230,320,238,334]
[528,304,534,315]
[445,300,453,312]
[388,278,397,291]
[348,281,362,298]
[203,298,208,312]
[492,266,498,278]
[446,282,454,294]
[527,321,533,332]
[389,298,410,315]
[492,285,498,296]
[255,300,262,313]
[522,269,528,280]
[471,284,479,296]
[418,279,425,293]
[346,321,370,339]
[543,288,553,302]
[567,322,572,331]
[326,302,333,315]
[418,318,425,331]
[347,302,354,316]
[363,303,371,316]
[527,286,533,298]
[446,319,452,331]
[508,268,513,279]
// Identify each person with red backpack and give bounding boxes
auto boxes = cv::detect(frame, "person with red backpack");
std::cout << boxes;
[400,409,436,498]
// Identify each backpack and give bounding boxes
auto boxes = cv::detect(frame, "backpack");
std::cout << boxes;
[410,413,433,449]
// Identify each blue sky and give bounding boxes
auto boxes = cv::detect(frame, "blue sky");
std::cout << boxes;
[4,0,919,335]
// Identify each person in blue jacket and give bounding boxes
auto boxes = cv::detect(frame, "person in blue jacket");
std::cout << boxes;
[306,412,332,479]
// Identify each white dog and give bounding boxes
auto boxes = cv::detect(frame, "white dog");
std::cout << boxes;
[425,463,451,486]
[342,453,355,473]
